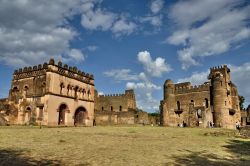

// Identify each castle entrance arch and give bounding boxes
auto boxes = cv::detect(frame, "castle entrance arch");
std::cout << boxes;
[58,104,68,125]
[74,107,88,126]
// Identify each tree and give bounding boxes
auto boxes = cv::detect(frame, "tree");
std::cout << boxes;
[239,95,245,110]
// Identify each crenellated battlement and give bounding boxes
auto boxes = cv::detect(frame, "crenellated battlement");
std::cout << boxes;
[210,64,230,73]
[175,82,210,94]
[13,58,94,85]
[99,94,126,97]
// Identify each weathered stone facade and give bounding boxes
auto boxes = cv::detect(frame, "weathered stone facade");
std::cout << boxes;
[160,65,241,129]
[5,59,95,126]
[241,105,250,126]
[94,90,150,125]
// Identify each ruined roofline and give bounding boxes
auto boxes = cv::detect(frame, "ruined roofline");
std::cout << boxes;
[175,82,210,94]
[99,93,126,97]
[13,58,94,80]
[99,89,134,97]
[210,64,230,72]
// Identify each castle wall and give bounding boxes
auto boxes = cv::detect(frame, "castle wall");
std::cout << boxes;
[161,65,241,129]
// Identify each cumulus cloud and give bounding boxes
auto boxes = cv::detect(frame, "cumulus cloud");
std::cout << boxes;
[150,0,164,14]
[140,15,163,27]
[0,0,84,67]
[111,17,137,36]
[229,63,250,107]
[80,0,137,36]
[68,49,85,61]
[177,70,209,85]
[103,69,139,82]
[86,45,98,51]
[104,50,171,112]
[167,0,250,69]
[137,51,172,77]
[177,63,250,107]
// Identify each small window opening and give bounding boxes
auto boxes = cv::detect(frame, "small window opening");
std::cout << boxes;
[177,101,180,110]
[119,106,122,112]
[205,98,209,108]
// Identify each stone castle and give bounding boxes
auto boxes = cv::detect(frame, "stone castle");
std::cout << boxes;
[0,61,243,129]
[160,65,241,129]
[94,90,151,125]
[2,58,95,126]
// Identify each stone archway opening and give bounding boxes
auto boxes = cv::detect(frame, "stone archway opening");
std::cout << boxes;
[58,104,68,125]
[74,107,88,126]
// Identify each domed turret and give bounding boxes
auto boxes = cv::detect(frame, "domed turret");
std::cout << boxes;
[164,79,174,100]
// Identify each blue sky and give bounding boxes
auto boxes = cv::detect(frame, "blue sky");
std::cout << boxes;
[0,0,250,112]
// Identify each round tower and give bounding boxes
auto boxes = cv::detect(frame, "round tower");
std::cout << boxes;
[164,79,174,100]
[161,79,175,126]
[211,72,228,127]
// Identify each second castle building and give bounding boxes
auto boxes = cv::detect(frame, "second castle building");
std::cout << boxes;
[160,65,241,129]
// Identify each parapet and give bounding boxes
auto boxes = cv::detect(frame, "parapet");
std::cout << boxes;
[175,82,210,94]
[210,64,230,74]
[13,58,94,84]
[98,89,135,98]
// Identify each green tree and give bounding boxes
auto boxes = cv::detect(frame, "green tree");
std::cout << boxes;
[238,95,245,110]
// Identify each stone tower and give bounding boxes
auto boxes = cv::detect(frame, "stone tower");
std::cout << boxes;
[209,66,229,127]
[161,79,175,126]
[209,65,240,128]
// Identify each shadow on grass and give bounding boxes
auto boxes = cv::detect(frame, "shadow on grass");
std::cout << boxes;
[0,149,61,166]
[167,139,250,166]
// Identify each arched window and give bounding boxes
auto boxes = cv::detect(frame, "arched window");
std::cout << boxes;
[205,98,209,108]
[74,86,79,98]
[67,85,70,95]
[119,106,122,112]
[111,106,113,111]
[177,101,181,110]
[101,107,104,111]
[60,83,64,95]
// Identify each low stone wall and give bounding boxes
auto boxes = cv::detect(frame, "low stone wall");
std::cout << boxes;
[94,111,135,125]
[239,126,250,138]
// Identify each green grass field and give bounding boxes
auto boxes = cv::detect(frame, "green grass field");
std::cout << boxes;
[0,126,249,166]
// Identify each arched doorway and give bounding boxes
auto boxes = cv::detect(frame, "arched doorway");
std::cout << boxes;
[58,104,68,125]
[74,107,88,126]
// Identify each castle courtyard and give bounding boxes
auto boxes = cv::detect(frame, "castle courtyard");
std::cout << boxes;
[0,126,249,166]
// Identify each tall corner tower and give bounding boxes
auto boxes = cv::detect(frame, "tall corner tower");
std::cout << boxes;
[161,79,175,126]
[209,65,230,127]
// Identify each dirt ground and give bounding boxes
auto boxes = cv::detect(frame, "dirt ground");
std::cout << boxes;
[0,126,249,166]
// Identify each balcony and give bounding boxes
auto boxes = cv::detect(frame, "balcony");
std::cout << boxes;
[174,109,183,114]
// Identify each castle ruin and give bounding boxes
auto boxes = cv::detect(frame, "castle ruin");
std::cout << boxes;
[94,90,150,125]
[5,58,95,126]
[160,65,241,129]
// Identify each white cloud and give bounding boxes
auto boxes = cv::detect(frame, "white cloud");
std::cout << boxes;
[0,0,84,67]
[103,69,139,82]
[140,15,162,27]
[81,8,117,31]
[177,70,209,85]
[80,0,137,36]
[126,81,161,90]
[104,50,171,112]
[68,49,85,61]
[87,45,98,51]
[229,63,250,107]
[137,51,172,77]
[98,91,104,95]
[167,0,250,69]
[150,0,164,14]
[111,17,137,36]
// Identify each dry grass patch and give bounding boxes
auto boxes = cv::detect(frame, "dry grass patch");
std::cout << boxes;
[0,126,249,165]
